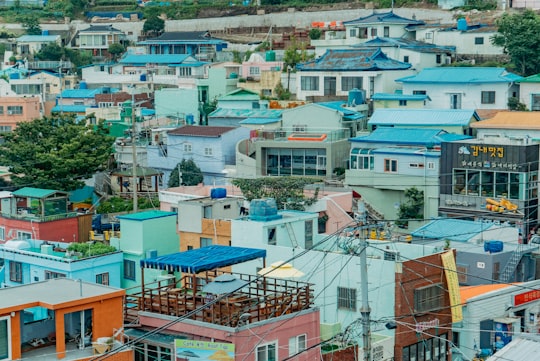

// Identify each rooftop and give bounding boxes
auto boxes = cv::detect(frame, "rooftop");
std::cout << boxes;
[396,67,522,83]
[368,108,480,126]
[167,125,236,137]
[471,111,540,130]
[116,210,176,221]
[297,48,411,71]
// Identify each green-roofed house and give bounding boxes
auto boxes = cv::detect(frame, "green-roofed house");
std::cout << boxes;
[517,73,540,111]
[0,187,93,243]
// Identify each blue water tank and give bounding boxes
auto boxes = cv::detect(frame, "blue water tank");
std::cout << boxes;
[9,73,19,79]
[484,240,503,253]
[230,72,238,79]
[249,198,282,221]
[186,114,194,124]
[457,18,468,31]
[140,73,147,81]
[79,81,87,89]
[348,88,365,106]
[42,29,49,36]
[210,188,227,199]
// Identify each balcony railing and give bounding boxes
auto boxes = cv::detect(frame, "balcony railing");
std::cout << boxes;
[252,127,350,143]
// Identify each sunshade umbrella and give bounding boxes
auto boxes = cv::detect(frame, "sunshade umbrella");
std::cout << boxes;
[257,261,304,278]
[202,274,248,295]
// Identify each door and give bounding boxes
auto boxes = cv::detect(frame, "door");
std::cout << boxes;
[317,155,327,176]
[324,77,336,96]
[0,316,11,361]
[450,93,462,109]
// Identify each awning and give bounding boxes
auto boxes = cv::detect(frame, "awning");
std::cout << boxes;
[140,245,266,274]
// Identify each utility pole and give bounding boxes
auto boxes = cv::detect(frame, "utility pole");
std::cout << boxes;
[131,87,138,213]
[360,238,371,361]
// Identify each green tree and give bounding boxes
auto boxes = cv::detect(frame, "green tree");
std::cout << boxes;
[491,10,540,76]
[232,177,320,211]
[168,159,203,187]
[36,43,64,61]
[283,38,314,90]
[0,115,115,191]
[396,187,424,228]
[308,28,322,40]
[19,14,42,35]
[108,43,125,61]
[143,13,165,35]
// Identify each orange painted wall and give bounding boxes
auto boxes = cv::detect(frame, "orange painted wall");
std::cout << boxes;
[180,219,231,251]
[0,96,41,129]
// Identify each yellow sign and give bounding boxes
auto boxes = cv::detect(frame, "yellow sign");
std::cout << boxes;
[441,251,463,323]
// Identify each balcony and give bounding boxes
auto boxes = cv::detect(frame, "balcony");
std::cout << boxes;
[253,127,351,143]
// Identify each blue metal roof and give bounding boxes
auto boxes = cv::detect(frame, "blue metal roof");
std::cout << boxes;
[141,108,155,116]
[359,37,455,54]
[296,48,411,72]
[371,92,430,101]
[317,101,366,120]
[140,245,267,273]
[343,11,424,26]
[412,218,494,242]
[17,35,59,42]
[368,108,480,126]
[209,108,283,119]
[239,117,281,125]
[372,147,440,158]
[51,105,89,113]
[60,87,117,98]
[350,127,470,146]
[119,54,193,65]
[396,67,522,83]
[117,210,176,221]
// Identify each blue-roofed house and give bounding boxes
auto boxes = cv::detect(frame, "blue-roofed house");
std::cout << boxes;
[345,127,472,222]
[396,67,522,110]
[52,86,117,115]
[368,108,481,135]
[371,92,431,109]
[311,10,425,55]
[137,31,227,62]
[411,218,538,286]
[15,34,61,57]
[295,48,414,101]
[356,37,455,70]
[517,73,540,111]
[75,25,127,59]
[236,101,365,179]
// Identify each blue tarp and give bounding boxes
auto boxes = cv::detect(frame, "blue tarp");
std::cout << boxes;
[140,245,266,274]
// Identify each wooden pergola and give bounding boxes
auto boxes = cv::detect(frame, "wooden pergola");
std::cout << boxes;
[112,166,162,194]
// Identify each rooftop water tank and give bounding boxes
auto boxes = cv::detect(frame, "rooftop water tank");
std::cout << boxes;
[249,198,282,221]
[457,18,468,31]
[484,240,503,253]
[210,188,227,199]
[186,114,194,125]
[79,81,87,89]
[348,88,365,106]
[265,50,276,62]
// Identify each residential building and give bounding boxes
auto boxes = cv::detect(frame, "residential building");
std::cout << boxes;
[439,137,539,235]
[371,92,431,109]
[345,128,471,222]
[508,0,540,10]
[396,67,522,110]
[456,280,540,360]
[52,86,118,115]
[485,334,540,360]
[517,73,540,111]
[75,25,127,59]
[15,34,62,57]
[0,95,41,131]
[0,278,131,361]
[412,218,538,285]
[138,31,228,62]
[295,48,413,101]
[368,108,480,135]
[147,125,250,186]
[0,238,123,288]
[124,245,321,361]
[0,187,92,244]
[109,210,179,290]
[470,111,540,139]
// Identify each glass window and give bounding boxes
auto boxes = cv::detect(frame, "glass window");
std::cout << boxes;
[384,159,397,173]
[467,170,480,195]
[480,171,493,197]
[268,227,276,245]
[399,100,407,106]
[300,76,319,91]
[414,283,444,312]
[256,342,276,361]
[341,76,362,91]
[413,90,427,95]
[45,271,66,279]
[288,334,306,356]
[495,172,509,197]
[481,91,495,104]
[404,55,409,63]
[124,259,136,281]
[337,286,356,310]
[384,26,389,37]
[9,261,22,283]
[453,169,466,194]
[305,220,313,248]
[475,37,484,44]
[0,317,10,361]
[200,237,212,247]
[509,173,520,199]
[96,272,109,285]
[436,54,442,64]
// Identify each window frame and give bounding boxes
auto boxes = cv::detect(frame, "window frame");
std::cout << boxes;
[288,334,307,357]
[384,158,398,173]
[414,283,444,313]
[475,37,484,45]
[337,286,357,310]
[481,91,496,104]
[124,259,136,281]
[96,272,110,285]
[300,76,319,91]
[9,261,22,283]
[256,341,277,361]
[45,271,66,280]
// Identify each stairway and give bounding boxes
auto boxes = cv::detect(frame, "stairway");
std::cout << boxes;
[500,244,528,282]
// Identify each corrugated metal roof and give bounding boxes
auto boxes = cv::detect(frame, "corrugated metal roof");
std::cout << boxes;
[209,108,283,119]
[168,125,236,137]
[517,73,540,83]
[61,87,116,98]
[368,108,479,126]
[140,245,266,274]
[317,101,366,119]
[17,35,59,42]
[359,37,455,54]
[343,11,424,26]
[411,218,494,242]
[486,334,540,361]
[296,48,411,71]
[116,210,176,221]
[219,88,260,101]
[351,127,448,145]
[51,105,90,113]
[239,117,280,125]
[460,284,514,303]
[471,111,540,130]
[12,187,67,198]
[371,92,430,101]
[119,53,192,65]
[396,67,522,83]
[372,147,440,157]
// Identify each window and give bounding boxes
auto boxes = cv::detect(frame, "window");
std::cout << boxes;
[96,273,109,285]
[124,260,136,281]
[384,250,399,261]
[399,100,408,106]
[425,32,433,39]
[300,76,319,91]
[414,283,444,312]
[183,143,192,152]
[178,68,192,77]
[436,54,442,64]
[200,237,212,248]
[349,29,356,37]
[427,162,435,169]
[224,204,231,210]
[256,342,277,361]
[384,159,397,173]
[457,264,468,283]
[305,220,313,248]
[0,227,4,241]
[409,163,424,168]
[16,231,31,240]
[0,316,11,361]
[249,67,260,75]
[403,55,409,63]
[45,271,66,280]
[413,90,427,95]
[132,342,172,361]
[383,26,389,37]
[9,261,22,283]
[0,106,3,115]
[293,124,307,132]
[289,334,306,356]
[203,206,212,218]
[267,227,277,246]
[0,126,12,133]
[341,76,363,91]
[475,37,484,45]
[7,106,22,115]
[481,91,496,104]
[204,147,213,156]
[370,28,377,37]
[337,286,356,310]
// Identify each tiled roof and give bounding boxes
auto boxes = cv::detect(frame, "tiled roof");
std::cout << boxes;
[368,108,480,126]
[168,125,236,137]
[296,48,411,71]
[343,11,424,26]
[359,37,455,54]
[396,67,522,83]
[79,25,123,33]
[138,31,224,44]
[411,218,494,242]
[471,111,540,130]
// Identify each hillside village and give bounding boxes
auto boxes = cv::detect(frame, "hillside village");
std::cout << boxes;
[1,2,540,361]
